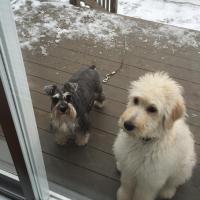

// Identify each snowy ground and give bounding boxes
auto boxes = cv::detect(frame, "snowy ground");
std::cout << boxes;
[118,0,200,31]
[11,0,200,55]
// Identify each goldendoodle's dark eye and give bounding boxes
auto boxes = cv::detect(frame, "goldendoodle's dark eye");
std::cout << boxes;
[146,106,157,113]
[133,97,139,105]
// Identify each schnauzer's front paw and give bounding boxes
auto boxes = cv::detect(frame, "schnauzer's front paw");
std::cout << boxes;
[55,137,67,146]
[75,133,90,146]
[159,187,176,199]
[50,122,55,132]
[94,100,104,109]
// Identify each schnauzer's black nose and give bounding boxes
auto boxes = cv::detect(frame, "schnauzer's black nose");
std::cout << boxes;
[59,105,67,113]
[124,121,135,131]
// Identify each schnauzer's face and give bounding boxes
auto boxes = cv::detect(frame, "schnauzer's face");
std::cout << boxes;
[44,84,77,120]
[119,72,185,139]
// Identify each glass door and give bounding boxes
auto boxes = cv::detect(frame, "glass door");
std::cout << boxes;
[0,1,71,199]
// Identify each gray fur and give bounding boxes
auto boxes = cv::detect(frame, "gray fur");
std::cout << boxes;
[44,65,105,145]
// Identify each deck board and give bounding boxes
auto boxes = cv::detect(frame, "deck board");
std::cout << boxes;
[43,154,119,200]
[39,129,118,180]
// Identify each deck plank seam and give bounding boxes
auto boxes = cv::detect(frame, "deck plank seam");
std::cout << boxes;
[38,127,114,156]
[42,151,119,181]
[24,53,200,87]
[56,45,200,74]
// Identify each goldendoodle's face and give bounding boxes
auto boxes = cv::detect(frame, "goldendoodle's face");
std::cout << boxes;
[119,72,185,139]
[119,95,162,138]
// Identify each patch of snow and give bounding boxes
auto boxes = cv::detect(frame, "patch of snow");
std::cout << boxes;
[11,0,26,10]
[80,1,90,8]
[40,46,48,56]
[12,0,200,54]
[118,0,200,31]
[80,1,86,7]
[147,26,200,48]
[191,113,198,117]
[168,0,200,6]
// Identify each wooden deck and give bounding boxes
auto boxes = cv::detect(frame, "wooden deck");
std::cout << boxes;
[1,7,200,200]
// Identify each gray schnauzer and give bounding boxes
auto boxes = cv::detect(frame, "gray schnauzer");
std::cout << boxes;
[44,65,105,146]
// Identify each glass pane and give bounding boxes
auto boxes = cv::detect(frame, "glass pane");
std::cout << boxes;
[0,124,16,175]
[12,1,119,199]
[11,1,200,200]
[0,123,25,199]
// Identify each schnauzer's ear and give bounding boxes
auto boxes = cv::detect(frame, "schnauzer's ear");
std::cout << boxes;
[64,82,78,93]
[44,84,57,96]
[163,98,186,129]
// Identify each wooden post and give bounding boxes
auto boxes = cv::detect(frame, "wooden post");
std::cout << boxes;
[110,0,118,13]
[70,0,78,6]
[103,0,106,8]
[106,0,110,11]
[97,0,101,5]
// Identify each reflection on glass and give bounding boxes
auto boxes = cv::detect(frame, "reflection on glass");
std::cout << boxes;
[0,124,17,175]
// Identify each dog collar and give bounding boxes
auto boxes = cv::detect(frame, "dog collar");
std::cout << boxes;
[141,137,153,143]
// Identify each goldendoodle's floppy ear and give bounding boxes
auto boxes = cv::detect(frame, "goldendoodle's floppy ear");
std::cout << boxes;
[164,98,186,129]
[44,84,57,96]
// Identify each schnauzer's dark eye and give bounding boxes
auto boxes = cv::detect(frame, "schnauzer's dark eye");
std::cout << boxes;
[64,95,72,102]
[133,97,139,105]
[146,106,157,113]
[52,97,59,103]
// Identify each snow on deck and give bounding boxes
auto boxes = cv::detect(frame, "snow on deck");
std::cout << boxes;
[118,0,200,31]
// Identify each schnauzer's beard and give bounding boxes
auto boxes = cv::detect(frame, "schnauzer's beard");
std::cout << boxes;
[51,103,77,135]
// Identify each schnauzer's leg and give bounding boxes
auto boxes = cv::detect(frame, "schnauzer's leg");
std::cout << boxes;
[50,115,59,132]
[75,132,90,146]
[94,92,105,109]
[55,131,67,146]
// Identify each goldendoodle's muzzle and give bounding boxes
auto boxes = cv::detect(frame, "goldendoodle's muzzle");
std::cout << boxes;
[124,121,135,131]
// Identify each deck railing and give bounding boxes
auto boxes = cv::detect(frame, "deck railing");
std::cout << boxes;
[96,0,118,13]
[70,0,118,13]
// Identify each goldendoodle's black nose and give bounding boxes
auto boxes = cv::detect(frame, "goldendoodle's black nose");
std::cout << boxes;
[124,121,135,131]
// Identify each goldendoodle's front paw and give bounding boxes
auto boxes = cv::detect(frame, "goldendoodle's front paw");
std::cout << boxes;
[116,161,122,172]
[117,187,131,200]
[159,187,176,199]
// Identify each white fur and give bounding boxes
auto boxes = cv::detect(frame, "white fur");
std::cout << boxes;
[113,72,196,200]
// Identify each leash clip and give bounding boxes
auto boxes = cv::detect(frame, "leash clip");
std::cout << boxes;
[102,71,116,83]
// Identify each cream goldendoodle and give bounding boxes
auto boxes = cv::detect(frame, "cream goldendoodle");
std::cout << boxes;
[113,72,196,200]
